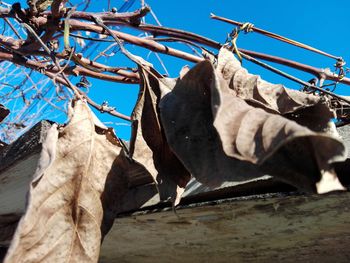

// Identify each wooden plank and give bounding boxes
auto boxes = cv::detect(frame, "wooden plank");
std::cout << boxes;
[0,121,53,249]
[0,121,53,216]
[0,120,53,173]
[0,120,292,218]
[0,121,349,262]
[1,121,348,219]
[100,192,350,263]
[0,154,40,215]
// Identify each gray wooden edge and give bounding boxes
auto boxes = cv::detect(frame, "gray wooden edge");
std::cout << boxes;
[0,121,296,217]
[100,191,350,263]
[0,120,349,257]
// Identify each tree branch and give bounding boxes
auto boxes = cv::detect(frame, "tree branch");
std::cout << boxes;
[44,71,132,121]
[68,6,150,25]
[132,24,350,85]
[63,19,203,63]
[1,8,349,85]
[0,50,139,84]
[51,0,67,18]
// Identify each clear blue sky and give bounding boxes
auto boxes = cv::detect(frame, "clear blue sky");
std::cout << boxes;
[85,0,350,140]
[6,0,350,140]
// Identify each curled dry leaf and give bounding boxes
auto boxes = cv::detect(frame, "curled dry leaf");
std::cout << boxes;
[160,58,346,193]
[214,48,346,194]
[212,61,346,193]
[5,100,129,263]
[129,66,191,205]
[159,61,264,187]
[217,48,335,132]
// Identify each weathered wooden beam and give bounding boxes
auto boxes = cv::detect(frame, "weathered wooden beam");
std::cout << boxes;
[1,121,349,219]
[0,121,53,216]
[0,121,53,173]
[0,121,294,221]
[100,192,350,263]
[0,120,349,262]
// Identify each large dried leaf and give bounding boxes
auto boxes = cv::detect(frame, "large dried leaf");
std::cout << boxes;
[5,100,129,263]
[216,48,334,132]
[160,59,346,193]
[211,80,344,165]
[0,104,10,123]
[129,66,191,203]
[159,61,264,187]
[212,61,346,193]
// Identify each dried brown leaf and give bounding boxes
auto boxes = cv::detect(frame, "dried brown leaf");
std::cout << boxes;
[5,100,129,263]
[212,61,346,192]
[217,48,320,113]
[216,48,335,132]
[159,60,264,187]
[160,58,346,193]
[129,66,191,203]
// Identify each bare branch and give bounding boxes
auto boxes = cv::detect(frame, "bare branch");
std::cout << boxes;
[65,19,203,63]
[2,7,346,85]
[44,71,132,121]
[210,13,342,61]
[69,6,150,24]
[51,0,68,18]
[0,50,139,84]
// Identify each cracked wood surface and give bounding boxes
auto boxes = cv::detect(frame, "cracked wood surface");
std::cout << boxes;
[100,192,350,263]
[0,121,350,262]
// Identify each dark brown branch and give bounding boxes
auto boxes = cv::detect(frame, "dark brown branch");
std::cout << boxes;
[0,50,132,121]
[131,24,350,85]
[0,34,24,50]
[68,6,150,25]
[0,33,140,80]
[1,9,349,85]
[51,0,67,18]
[238,49,350,85]
[0,50,138,84]
[240,51,350,104]
[135,24,221,49]
[0,51,132,121]
[65,55,139,79]
[148,37,207,54]
[3,18,22,39]
[66,19,203,63]
[210,13,341,60]
[2,15,201,63]
[0,6,150,22]
[69,65,138,83]
[44,71,132,121]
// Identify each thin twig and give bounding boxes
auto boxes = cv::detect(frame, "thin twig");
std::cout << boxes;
[3,17,21,39]
[4,14,347,86]
[20,21,82,97]
[0,50,139,83]
[210,13,342,61]
[239,51,350,104]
